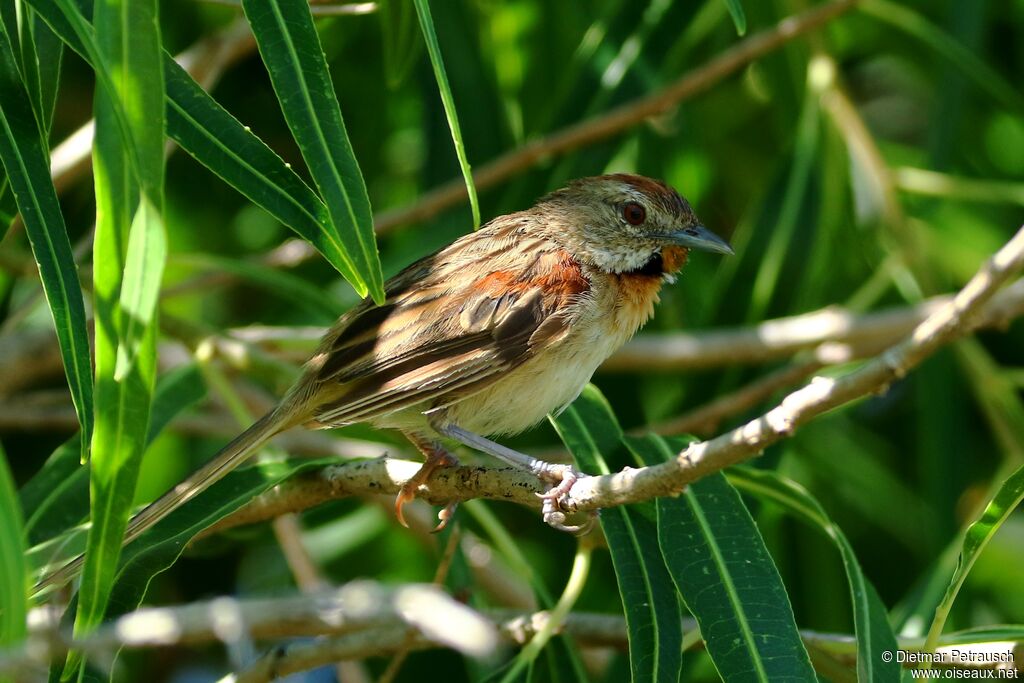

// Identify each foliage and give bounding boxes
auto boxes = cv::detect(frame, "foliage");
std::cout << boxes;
[1,0,1023,681]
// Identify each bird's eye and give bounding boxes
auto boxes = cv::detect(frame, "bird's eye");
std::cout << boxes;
[623,202,646,226]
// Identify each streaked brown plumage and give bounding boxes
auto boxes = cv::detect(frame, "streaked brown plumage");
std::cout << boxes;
[38,174,732,591]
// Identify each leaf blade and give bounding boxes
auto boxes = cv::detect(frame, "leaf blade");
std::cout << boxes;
[413,0,480,228]
[728,467,900,682]
[241,0,384,302]
[0,18,93,455]
[633,436,816,683]
[0,442,29,669]
[68,0,167,672]
[550,386,684,683]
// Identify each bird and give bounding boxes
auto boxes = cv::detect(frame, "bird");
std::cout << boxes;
[38,173,732,590]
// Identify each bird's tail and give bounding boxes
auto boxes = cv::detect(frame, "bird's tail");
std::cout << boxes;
[35,409,289,594]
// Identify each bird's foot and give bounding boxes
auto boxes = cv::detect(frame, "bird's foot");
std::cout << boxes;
[436,423,594,534]
[397,435,460,532]
[535,462,594,534]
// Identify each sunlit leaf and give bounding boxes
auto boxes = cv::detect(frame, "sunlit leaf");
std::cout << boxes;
[924,462,1024,651]
[67,0,166,674]
[241,0,385,302]
[0,442,28,673]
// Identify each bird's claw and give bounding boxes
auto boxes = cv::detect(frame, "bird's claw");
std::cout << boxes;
[433,501,459,533]
[394,450,460,529]
[535,464,593,534]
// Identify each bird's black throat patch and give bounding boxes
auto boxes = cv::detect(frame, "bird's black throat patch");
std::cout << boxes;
[623,251,664,277]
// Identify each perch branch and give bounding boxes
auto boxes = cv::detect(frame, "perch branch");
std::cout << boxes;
[562,225,1024,512]
[205,227,1024,531]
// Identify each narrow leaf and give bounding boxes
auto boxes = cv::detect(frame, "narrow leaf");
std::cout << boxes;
[550,386,684,683]
[114,196,166,379]
[632,436,815,682]
[162,60,365,284]
[924,462,1024,651]
[722,0,747,35]
[413,0,480,228]
[0,18,93,453]
[0,442,29,668]
[241,0,384,302]
[729,467,900,682]
[24,0,365,287]
[68,0,166,672]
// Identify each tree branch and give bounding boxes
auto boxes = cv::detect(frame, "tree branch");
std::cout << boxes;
[603,277,1024,371]
[4,582,496,680]
[207,226,1024,530]
[9,589,1018,681]
[563,225,1024,512]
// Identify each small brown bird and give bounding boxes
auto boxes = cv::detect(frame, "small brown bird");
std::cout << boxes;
[40,174,731,588]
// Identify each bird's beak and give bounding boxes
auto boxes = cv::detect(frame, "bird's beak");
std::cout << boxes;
[663,224,734,255]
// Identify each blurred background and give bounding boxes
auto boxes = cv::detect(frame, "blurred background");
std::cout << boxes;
[2,0,1023,680]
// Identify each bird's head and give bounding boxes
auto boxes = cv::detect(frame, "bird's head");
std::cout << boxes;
[537,174,733,277]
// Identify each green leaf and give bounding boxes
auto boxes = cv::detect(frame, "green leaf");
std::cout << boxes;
[27,9,65,136]
[162,60,362,282]
[23,0,366,289]
[728,468,900,682]
[413,0,480,229]
[924,462,1024,651]
[631,436,815,683]
[0,442,29,671]
[16,5,64,137]
[0,18,93,455]
[722,0,747,36]
[550,386,684,683]
[68,0,166,672]
[115,195,166,379]
[241,0,384,302]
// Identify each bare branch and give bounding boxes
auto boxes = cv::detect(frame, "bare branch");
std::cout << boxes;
[603,278,1024,371]
[5,582,496,680]
[10,591,1017,681]
[563,226,1024,512]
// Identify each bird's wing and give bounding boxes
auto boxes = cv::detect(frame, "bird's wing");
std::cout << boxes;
[297,224,591,426]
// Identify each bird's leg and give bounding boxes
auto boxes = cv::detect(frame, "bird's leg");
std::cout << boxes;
[398,432,460,532]
[435,423,592,534]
